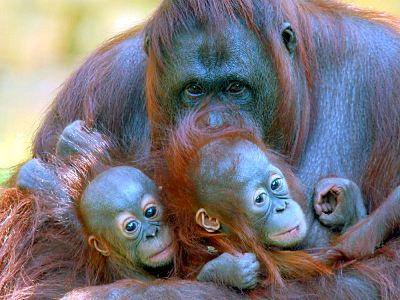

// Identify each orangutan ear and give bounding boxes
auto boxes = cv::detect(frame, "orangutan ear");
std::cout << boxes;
[144,34,151,56]
[88,236,110,257]
[282,22,297,54]
[195,208,221,233]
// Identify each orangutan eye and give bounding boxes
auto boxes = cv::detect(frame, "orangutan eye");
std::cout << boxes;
[269,174,287,194]
[254,188,269,207]
[226,81,245,94]
[255,193,268,204]
[185,83,204,97]
[270,178,282,191]
[144,206,157,218]
[125,220,139,232]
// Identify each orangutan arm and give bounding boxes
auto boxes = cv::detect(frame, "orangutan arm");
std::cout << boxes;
[314,179,400,260]
[334,186,400,259]
[60,279,247,300]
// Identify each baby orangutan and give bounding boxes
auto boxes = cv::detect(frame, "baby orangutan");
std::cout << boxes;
[194,138,310,249]
[193,138,318,285]
[189,121,400,285]
[78,166,175,280]
[193,138,366,250]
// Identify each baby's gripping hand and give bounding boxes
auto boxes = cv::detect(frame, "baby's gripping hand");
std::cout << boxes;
[197,252,260,290]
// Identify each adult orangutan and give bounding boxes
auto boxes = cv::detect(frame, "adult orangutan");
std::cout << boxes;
[1,0,400,298]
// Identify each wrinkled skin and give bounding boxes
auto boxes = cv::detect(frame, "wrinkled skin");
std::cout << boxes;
[16,120,109,196]
[160,23,279,141]
[16,158,69,200]
[55,120,110,161]
[321,186,400,261]
[80,166,174,272]
[197,252,260,290]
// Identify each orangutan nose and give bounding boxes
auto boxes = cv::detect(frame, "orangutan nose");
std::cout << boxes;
[207,111,224,127]
[146,226,159,238]
[275,199,288,213]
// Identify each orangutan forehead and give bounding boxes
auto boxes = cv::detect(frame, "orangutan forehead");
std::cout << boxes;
[80,166,157,219]
[198,139,271,182]
[165,22,264,73]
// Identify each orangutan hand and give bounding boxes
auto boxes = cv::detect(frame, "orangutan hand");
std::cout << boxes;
[314,177,367,232]
[56,120,109,162]
[197,252,260,290]
[16,158,68,200]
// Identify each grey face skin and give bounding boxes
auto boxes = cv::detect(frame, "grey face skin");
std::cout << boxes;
[80,166,174,271]
[195,139,307,248]
[161,22,278,137]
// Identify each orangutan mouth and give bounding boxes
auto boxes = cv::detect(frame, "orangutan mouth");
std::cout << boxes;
[148,242,174,262]
[270,225,300,241]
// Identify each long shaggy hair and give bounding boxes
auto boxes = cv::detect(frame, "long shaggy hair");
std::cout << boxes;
[160,104,400,298]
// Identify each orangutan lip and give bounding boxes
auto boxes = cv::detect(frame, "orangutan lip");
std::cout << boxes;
[148,242,173,261]
[270,225,299,238]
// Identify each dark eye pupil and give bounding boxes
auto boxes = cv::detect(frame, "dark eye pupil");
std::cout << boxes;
[228,82,243,93]
[271,179,280,191]
[145,206,157,218]
[125,221,137,232]
[256,193,267,204]
[187,84,203,96]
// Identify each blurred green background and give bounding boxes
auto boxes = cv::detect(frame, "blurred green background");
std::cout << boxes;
[0,0,399,182]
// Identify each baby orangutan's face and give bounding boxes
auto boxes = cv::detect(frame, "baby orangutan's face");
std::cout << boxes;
[195,140,308,248]
[81,166,174,269]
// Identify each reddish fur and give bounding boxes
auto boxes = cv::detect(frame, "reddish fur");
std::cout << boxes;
[159,105,331,288]
[0,187,88,299]
[145,0,400,210]
[32,25,149,160]
[1,0,400,298]
[160,105,400,298]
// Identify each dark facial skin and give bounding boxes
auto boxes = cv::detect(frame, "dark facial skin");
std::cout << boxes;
[161,23,278,136]
[80,166,174,274]
[195,140,308,248]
